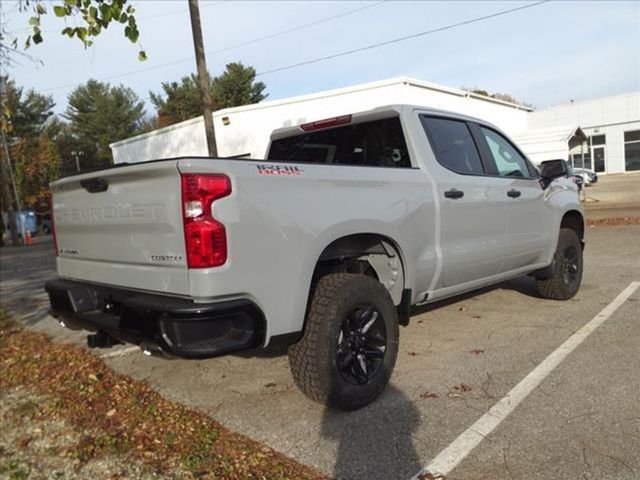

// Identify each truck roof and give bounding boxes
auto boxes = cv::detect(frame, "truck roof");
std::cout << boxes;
[269,104,501,141]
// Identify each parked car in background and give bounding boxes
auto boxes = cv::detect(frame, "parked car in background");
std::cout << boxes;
[562,161,583,191]
[572,167,598,186]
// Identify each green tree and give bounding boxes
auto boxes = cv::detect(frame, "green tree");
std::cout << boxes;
[212,62,267,110]
[44,117,84,176]
[12,133,60,210]
[2,77,55,138]
[65,79,145,167]
[150,74,208,127]
[15,0,146,60]
[1,78,59,216]
[150,62,268,127]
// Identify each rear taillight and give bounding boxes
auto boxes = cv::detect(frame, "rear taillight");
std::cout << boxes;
[50,194,58,256]
[181,174,231,268]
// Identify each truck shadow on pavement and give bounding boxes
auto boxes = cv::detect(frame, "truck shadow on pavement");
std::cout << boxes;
[321,384,423,480]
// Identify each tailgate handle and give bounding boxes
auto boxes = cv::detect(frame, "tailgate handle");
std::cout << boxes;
[80,177,109,193]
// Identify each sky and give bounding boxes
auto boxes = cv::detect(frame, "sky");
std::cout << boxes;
[2,0,639,116]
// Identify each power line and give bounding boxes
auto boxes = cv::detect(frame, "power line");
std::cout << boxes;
[208,1,386,56]
[256,0,551,77]
[142,0,549,104]
[39,1,386,92]
[38,0,550,103]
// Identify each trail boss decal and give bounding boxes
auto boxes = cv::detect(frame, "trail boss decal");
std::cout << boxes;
[254,164,303,176]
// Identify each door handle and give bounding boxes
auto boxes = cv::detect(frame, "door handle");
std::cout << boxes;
[444,189,464,199]
[507,189,522,198]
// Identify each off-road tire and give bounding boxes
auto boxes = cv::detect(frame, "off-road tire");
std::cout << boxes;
[288,273,399,410]
[536,228,583,300]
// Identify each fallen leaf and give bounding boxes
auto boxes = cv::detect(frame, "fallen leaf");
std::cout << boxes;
[17,436,32,449]
[450,383,472,393]
[106,408,116,417]
[418,470,447,479]
[420,391,438,399]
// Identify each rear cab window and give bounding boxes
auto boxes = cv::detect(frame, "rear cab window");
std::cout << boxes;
[420,116,485,175]
[267,116,412,168]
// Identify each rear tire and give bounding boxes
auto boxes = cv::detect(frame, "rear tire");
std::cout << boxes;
[288,273,399,410]
[536,228,583,300]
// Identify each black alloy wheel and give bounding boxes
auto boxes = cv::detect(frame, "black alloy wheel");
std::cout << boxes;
[288,273,399,410]
[562,244,580,287]
[536,227,583,300]
[336,304,387,385]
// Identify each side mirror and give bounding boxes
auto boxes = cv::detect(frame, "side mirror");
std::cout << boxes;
[539,159,568,189]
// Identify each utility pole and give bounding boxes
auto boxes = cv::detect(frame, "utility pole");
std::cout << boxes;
[188,0,218,158]
[0,76,20,246]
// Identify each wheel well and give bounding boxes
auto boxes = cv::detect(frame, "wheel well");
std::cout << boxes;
[561,210,584,242]
[311,233,407,313]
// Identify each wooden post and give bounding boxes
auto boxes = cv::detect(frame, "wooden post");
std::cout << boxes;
[188,0,218,157]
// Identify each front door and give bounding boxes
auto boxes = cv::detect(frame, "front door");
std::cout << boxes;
[593,146,606,173]
[420,115,509,288]
[475,125,554,271]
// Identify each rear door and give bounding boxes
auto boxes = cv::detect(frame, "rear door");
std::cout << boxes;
[51,160,190,295]
[474,125,554,271]
[420,115,509,287]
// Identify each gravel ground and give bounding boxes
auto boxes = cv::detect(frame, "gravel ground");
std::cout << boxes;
[0,387,185,480]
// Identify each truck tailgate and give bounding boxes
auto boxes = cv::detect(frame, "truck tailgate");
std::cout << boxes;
[51,160,190,295]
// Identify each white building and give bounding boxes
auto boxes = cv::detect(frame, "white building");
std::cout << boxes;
[110,77,640,174]
[526,92,640,174]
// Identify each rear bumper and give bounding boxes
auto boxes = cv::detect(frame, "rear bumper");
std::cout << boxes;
[44,278,265,358]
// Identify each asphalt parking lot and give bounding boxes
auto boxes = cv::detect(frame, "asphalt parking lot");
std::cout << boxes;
[583,172,640,219]
[1,225,639,479]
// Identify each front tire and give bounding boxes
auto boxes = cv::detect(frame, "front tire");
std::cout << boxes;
[536,228,583,300]
[288,273,399,410]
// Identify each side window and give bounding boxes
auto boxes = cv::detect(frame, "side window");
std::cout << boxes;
[420,116,485,175]
[480,127,530,178]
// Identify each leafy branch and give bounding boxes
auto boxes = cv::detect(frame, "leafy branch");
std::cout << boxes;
[19,0,146,61]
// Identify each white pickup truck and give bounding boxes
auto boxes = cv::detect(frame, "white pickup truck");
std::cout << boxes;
[45,105,584,410]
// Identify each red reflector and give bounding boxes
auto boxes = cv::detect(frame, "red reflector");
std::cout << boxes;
[181,174,231,268]
[50,193,58,256]
[300,114,352,132]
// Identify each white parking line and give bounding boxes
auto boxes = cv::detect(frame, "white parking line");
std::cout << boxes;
[413,281,640,480]
[99,345,140,359]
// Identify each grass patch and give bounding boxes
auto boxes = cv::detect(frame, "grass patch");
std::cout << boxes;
[0,311,327,480]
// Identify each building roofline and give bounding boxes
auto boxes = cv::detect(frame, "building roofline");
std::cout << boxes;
[111,76,533,148]
[536,90,640,112]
